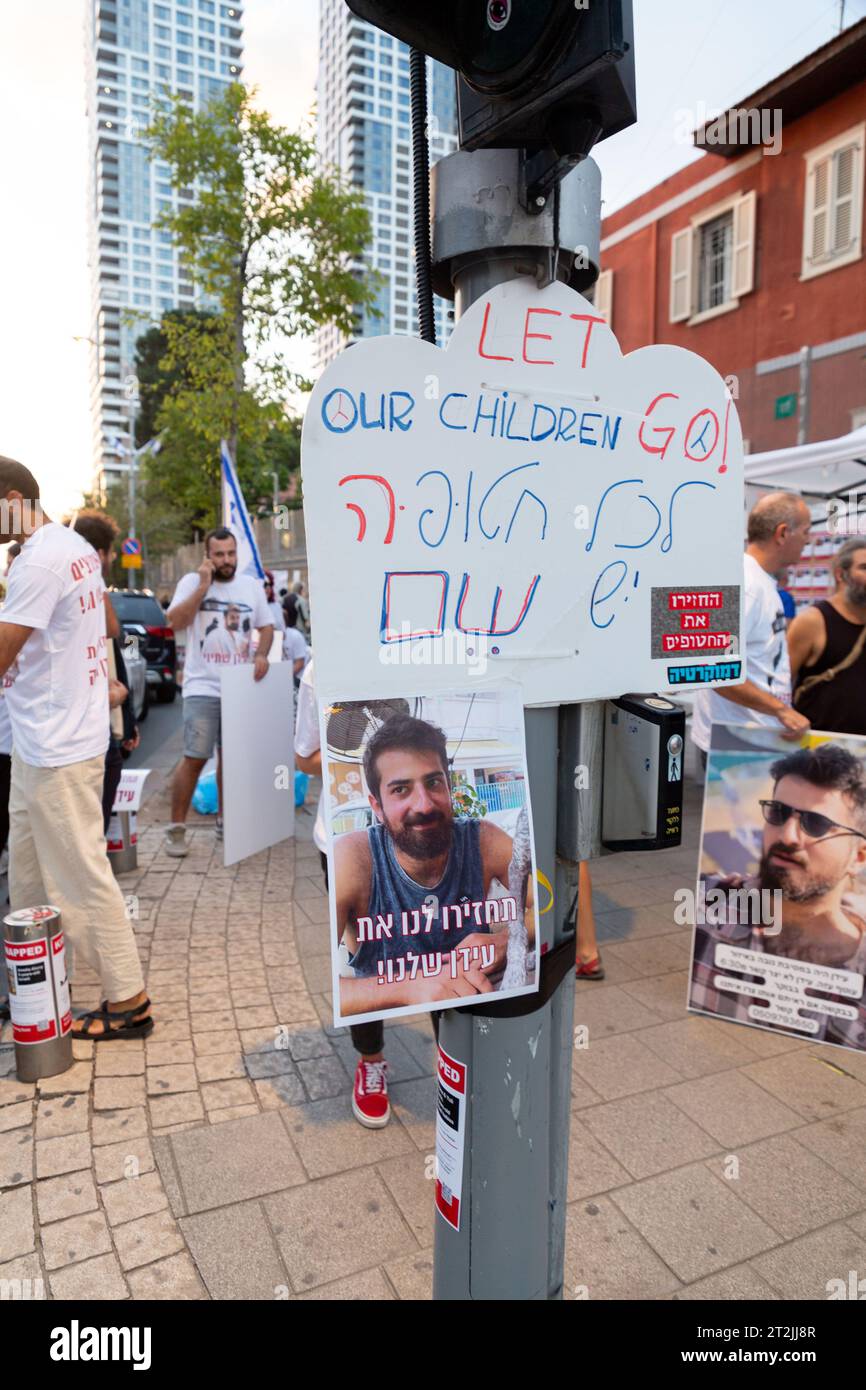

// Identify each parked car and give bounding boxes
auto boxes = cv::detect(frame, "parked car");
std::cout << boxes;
[121,635,148,724]
[109,588,177,702]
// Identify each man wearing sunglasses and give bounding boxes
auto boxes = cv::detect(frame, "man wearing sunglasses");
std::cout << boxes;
[691,744,866,1049]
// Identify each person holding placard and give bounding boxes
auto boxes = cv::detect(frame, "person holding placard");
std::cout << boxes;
[788,539,866,736]
[164,527,273,855]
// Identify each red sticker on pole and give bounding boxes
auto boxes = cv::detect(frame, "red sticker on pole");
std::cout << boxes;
[435,1045,467,1231]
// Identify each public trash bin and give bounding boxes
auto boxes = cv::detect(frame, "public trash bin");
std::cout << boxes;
[3,905,73,1082]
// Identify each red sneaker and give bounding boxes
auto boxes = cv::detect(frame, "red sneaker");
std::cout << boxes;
[575,956,605,981]
[352,1058,390,1128]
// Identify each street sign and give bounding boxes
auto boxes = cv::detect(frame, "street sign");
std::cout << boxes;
[121,537,142,570]
[301,277,746,707]
[775,392,798,420]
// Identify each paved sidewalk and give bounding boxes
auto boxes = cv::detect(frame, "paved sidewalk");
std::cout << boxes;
[3,771,866,1300]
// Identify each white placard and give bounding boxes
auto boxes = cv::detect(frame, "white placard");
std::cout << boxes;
[220,662,295,866]
[302,277,745,706]
[112,768,151,814]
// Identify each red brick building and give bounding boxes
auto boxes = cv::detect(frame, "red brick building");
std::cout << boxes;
[598,20,866,455]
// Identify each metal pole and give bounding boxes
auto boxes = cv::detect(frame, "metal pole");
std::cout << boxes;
[431,149,603,1300]
[125,375,139,590]
[797,345,812,448]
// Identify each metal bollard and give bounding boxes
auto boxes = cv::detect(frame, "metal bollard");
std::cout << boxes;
[107,809,137,876]
[3,906,73,1082]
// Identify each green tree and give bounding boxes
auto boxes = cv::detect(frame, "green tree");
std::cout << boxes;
[145,83,376,461]
[132,308,216,447]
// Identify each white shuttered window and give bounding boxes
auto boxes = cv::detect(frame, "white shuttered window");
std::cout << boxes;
[802,123,864,278]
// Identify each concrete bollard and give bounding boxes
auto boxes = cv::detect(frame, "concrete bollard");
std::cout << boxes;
[3,906,73,1082]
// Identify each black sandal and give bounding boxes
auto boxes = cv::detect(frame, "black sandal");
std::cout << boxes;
[73,998,154,1042]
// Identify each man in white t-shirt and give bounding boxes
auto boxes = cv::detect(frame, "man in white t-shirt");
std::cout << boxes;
[692,492,813,763]
[165,527,273,856]
[0,456,150,1040]
[264,571,286,635]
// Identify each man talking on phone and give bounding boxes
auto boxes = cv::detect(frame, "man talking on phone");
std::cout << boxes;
[164,528,273,856]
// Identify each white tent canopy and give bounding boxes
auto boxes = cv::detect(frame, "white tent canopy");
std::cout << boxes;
[744,424,866,500]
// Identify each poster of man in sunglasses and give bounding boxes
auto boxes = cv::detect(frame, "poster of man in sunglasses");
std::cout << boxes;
[689,723,866,1053]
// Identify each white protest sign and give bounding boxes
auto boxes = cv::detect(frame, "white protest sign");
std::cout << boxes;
[220,662,295,866]
[302,277,745,706]
[111,768,151,814]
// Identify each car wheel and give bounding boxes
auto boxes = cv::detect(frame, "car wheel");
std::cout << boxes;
[157,684,177,704]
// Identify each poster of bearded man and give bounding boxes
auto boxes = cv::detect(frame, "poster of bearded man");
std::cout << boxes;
[688,722,866,1053]
[320,686,540,1026]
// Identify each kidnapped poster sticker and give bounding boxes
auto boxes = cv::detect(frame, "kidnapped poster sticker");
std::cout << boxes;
[688,722,866,1053]
[301,277,745,707]
[321,686,539,1026]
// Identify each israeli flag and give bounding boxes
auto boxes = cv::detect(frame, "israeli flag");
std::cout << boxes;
[220,440,265,580]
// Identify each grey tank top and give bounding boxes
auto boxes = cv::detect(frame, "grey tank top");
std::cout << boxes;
[348,817,486,977]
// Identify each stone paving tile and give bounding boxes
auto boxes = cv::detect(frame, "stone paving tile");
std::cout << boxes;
[742,1051,866,1121]
[145,1042,196,1069]
[0,1253,47,1297]
[297,1056,348,1101]
[114,1210,186,1271]
[665,1070,802,1148]
[602,933,693,978]
[0,1185,35,1262]
[295,1268,395,1300]
[639,1015,761,1079]
[91,1107,149,1147]
[93,1137,155,1186]
[0,1076,36,1106]
[388,1078,437,1151]
[127,1251,208,1300]
[243,1051,297,1080]
[147,1064,199,1095]
[180,1200,288,1299]
[35,1094,90,1140]
[42,1210,113,1270]
[572,984,666,1038]
[565,1116,632,1200]
[101,1170,169,1226]
[93,1076,147,1112]
[265,1168,417,1293]
[148,1092,205,1127]
[194,1029,242,1057]
[619,971,692,1021]
[564,1195,682,1301]
[611,1163,780,1284]
[704,1133,866,1240]
[0,1101,33,1133]
[281,1095,414,1179]
[94,1049,146,1077]
[254,1074,307,1110]
[1,1129,34,1185]
[35,1132,88,1180]
[376,1153,435,1246]
[190,1010,236,1033]
[37,1063,93,1096]
[36,1172,98,1225]
[670,1265,780,1300]
[49,1252,129,1301]
[750,1221,866,1300]
[793,1106,866,1191]
[164,1110,305,1213]
[196,1053,247,1083]
[581,1092,719,1182]
[384,1248,434,1300]
[209,1104,259,1124]
[571,1033,683,1101]
[200,1079,256,1112]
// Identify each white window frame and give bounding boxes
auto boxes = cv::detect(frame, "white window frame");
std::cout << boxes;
[801,121,865,281]
[593,268,613,327]
[669,190,756,326]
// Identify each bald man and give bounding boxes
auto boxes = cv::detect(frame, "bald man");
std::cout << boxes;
[692,492,812,761]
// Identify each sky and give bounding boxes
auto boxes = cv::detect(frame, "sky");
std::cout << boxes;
[0,0,862,518]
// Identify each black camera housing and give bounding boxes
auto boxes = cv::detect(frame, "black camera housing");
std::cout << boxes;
[346,0,636,160]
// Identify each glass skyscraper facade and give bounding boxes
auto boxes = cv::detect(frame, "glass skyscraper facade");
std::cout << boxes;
[85,0,243,489]
[315,0,458,371]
